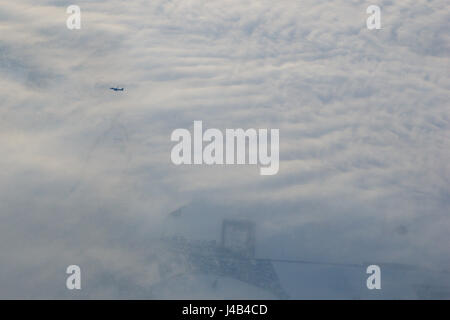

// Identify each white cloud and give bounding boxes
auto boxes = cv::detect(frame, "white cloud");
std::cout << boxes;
[0,0,449,298]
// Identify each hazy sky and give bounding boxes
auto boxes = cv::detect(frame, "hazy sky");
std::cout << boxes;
[0,0,449,298]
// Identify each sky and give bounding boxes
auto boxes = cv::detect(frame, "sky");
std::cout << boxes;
[0,0,449,298]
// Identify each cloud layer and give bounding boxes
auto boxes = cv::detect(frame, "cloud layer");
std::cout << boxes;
[0,0,449,298]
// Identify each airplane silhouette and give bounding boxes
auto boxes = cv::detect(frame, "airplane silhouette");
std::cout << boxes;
[110,87,124,91]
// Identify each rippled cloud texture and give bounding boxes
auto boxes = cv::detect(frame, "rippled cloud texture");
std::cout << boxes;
[0,0,449,298]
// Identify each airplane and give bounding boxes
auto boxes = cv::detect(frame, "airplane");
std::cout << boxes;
[110,87,124,91]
